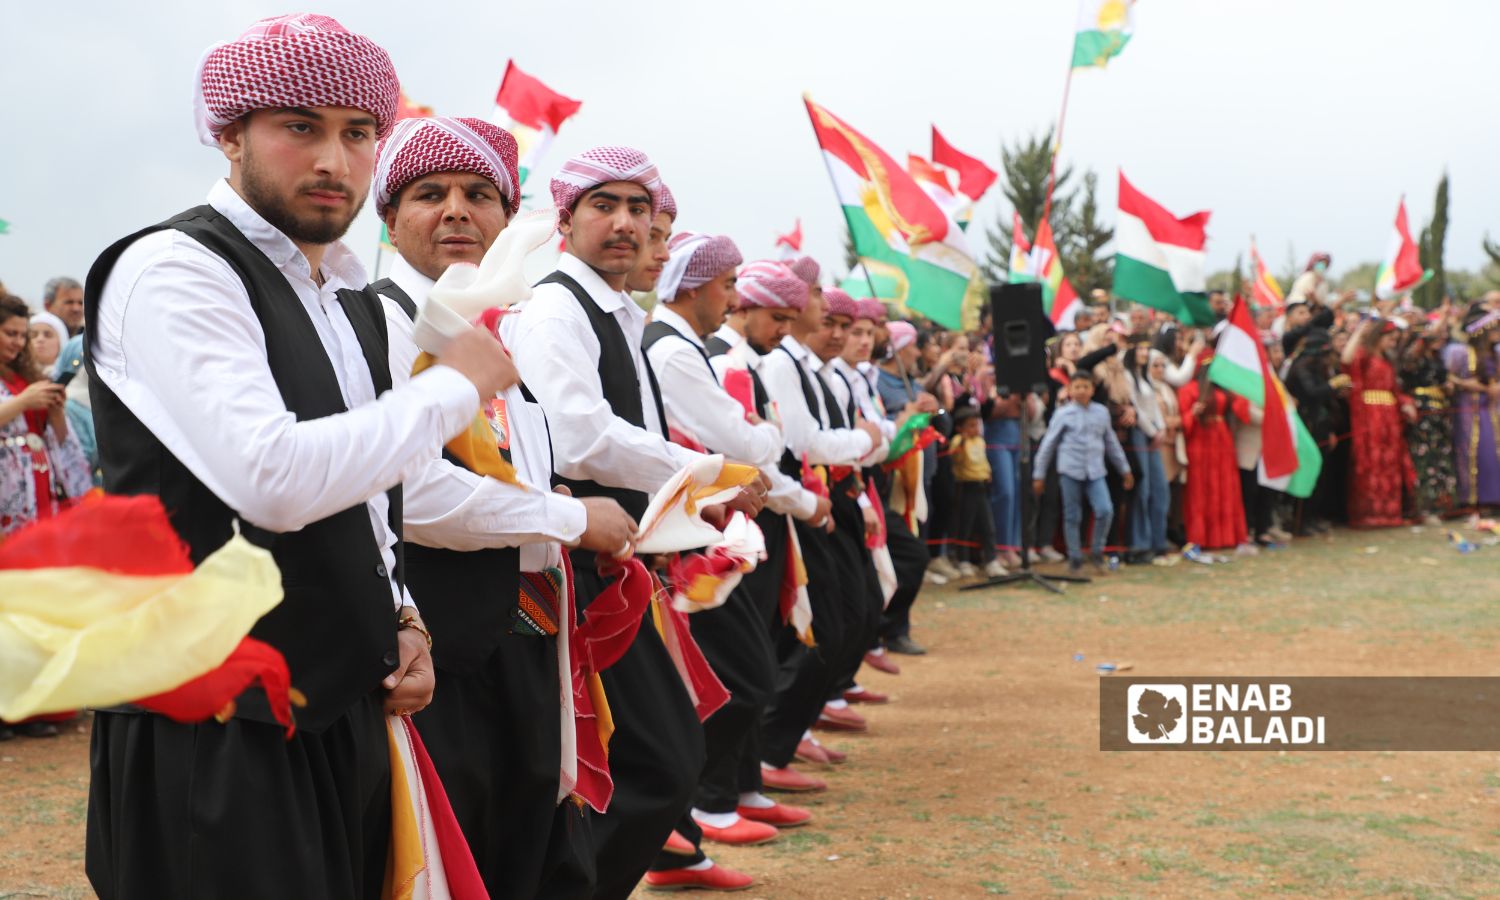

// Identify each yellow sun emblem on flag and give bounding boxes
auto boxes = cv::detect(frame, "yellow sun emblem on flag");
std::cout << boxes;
[1096,0,1129,31]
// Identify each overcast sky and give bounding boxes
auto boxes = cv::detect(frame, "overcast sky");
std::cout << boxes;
[4,0,1497,306]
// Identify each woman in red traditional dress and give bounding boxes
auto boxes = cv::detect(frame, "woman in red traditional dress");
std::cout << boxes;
[1342,317,1417,527]
[1178,350,1249,550]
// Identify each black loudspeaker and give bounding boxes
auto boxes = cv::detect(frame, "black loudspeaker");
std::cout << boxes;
[988,282,1055,396]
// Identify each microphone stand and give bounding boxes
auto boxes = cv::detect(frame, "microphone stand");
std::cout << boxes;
[961,389,1089,594]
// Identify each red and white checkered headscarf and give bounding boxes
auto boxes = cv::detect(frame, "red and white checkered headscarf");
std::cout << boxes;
[822,287,858,320]
[658,184,678,222]
[736,260,808,311]
[373,116,520,216]
[787,255,821,286]
[550,146,663,215]
[855,298,887,323]
[658,232,743,302]
[193,14,399,148]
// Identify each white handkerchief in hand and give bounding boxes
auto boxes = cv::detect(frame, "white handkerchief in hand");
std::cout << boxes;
[415,207,560,355]
[633,455,760,555]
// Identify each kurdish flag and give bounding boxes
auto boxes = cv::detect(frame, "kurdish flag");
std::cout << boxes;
[1374,197,1433,300]
[1208,296,1322,498]
[493,61,582,186]
[1032,218,1082,327]
[1249,237,1284,310]
[1114,172,1214,326]
[805,96,978,330]
[1007,212,1033,280]
[1072,0,1136,69]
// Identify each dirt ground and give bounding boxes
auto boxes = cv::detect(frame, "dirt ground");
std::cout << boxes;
[4,525,1499,898]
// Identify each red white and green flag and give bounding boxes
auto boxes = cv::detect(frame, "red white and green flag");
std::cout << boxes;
[1113,172,1214,326]
[1007,212,1033,280]
[1208,296,1322,498]
[1374,196,1433,300]
[1249,237,1284,311]
[805,96,977,329]
[907,154,971,230]
[492,61,582,186]
[1023,219,1081,327]
[1072,0,1136,69]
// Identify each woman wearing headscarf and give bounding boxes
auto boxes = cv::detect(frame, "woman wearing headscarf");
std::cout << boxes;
[1398,323,1457,521]
[1341,317,1416,526]
[1177,342,1249,551]
[1445,308,1500,509]
[27,311,67,371]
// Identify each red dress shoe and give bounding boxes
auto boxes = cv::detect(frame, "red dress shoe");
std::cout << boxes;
[815,704,868,733]
[844,686,889,705]
[794,737,831,766]
[737,801,812,828]
[662,830,696,856]
[760,765,827,792]
[821,743,848,764]
[643,863,755,892]
[863,649,901,675]
[694,816,779,845]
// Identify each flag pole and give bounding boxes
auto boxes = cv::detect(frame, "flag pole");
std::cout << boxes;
[1040,60,1076,229]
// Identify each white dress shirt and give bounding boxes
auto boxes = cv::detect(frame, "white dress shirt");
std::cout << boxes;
[92,179,478,610]
[645,306,782,466]
[831,357,892,465]
[381,256,585,571]
[709,331,820,520]
[508,253,701,494]
[758,335,873,466]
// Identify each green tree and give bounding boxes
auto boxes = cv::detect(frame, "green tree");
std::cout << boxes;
[1335,261,1381,293]
[980,128,1072,284]
[1416,172,1449,309]
[1059,171,1113,294]
[1482,235,1500,289]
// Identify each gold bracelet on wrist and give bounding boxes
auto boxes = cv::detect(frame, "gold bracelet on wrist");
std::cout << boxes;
[397,615,432,650]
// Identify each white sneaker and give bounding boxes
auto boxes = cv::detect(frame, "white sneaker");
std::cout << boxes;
[1268,526,1293,542]
[928,556,961,579]
[983,559,1009,578]
[957,561,979,577]
[923,570,949,586]
[1038,546,1066,563]
[1234,543,1260,557]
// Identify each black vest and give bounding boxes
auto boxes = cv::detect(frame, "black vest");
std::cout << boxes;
[535,271,666,520]
[354,279,524,675]
[83,205,402,733]
[703,335,733,357]
[642,319,718,383]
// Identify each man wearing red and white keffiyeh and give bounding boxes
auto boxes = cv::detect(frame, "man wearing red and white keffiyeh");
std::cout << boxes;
[84,14,515,899]
[368,113,643,899]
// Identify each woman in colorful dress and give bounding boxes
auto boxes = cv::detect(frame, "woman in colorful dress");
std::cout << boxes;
[1398,324,1457,522]
[1341,317,1416,527]
[1445,308,1500,510]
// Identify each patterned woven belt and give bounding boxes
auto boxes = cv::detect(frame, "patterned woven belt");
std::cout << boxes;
[1,434,45,451]
[513,567,563,637]
[1361,390,1396,406]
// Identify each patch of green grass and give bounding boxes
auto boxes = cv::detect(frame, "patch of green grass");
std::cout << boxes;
[978,880,1009,895]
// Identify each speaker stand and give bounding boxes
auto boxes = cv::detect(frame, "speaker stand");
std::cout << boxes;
[960,398,1089,595]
